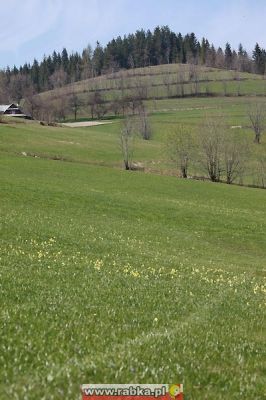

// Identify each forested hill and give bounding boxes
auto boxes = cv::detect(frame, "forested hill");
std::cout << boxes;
[0,26,266,102]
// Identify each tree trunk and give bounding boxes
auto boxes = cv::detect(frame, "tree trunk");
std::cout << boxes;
[181,167,187,178]
[254,132,260,144]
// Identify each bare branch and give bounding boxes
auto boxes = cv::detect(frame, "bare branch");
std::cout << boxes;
[120,117,135,170]
[200,117,224,182]
[166,125,192,178]
[248,103,265,144]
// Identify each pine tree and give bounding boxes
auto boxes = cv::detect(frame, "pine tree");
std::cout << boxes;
[93,42,104,75]
[253,43,266,74]
[225,42,232,69]
[61,48,69,73]
[200,38,210,65]
[152,26,162,65]
[238,43,244,57]
[31,59,40,90]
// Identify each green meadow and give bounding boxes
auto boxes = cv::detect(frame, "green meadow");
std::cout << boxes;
[0,96,266,399]
[2,96,266,183]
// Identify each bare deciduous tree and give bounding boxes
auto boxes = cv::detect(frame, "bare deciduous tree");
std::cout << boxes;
[163,72,173,97]
[69,93,82,121]
[256,159,266,188]
[200,117,224,182]
[22,89,41,119]
[200,117,248,184]
[176,66,185,97]
[37,98,56,124]
[120,117,135,170]
[204,75,211,96]
[130,95,143,116]
[223,133,247,184]
[87,90,107,120]
[110,97,122,116]
[222,80,228,96]
[54,95,68,121]
[189,65,200,95]
[81,45,94,80]
[117,71,126,98]
[87,93,96,119]
[248,103,265,144]
[133,76,149,100]
[138,104,152,140]
[49,68,67,89]
[167,126,192,178]
[22,90,58,123]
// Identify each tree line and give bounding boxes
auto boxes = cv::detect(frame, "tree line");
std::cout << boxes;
[1,26,266,103]
[166,110,266,188]
[120,105,266,188]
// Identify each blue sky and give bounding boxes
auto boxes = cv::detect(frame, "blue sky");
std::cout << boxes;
[0,0,266,68]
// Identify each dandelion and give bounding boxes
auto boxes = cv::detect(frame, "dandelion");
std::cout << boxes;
[170,268,177,275]
[130,270,140,278]
[94,259,104,271]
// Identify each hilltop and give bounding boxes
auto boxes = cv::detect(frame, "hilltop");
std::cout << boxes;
[1,25,266,108]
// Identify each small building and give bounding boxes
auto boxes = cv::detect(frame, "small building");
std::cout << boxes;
[0,103,31,119]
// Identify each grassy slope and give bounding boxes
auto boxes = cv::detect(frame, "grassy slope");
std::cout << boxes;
[2,96,266,183]
[0,115,266,399]
[37,64,266,117]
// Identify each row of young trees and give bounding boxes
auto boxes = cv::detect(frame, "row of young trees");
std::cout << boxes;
[120,109,265,188]
[1,26,266,103]
[21,84,153,123]
[167,120,247,184]
[120,108,152,170]
[167,110,265,187]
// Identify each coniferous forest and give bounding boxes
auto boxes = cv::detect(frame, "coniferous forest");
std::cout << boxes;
[0,26,266,103]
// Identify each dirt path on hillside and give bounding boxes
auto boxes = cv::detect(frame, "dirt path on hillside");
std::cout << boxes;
[62,121,113,128]
[62,107,217,127]
[152,106,216,113]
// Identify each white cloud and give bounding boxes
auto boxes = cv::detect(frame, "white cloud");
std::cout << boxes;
[0,0,63,51]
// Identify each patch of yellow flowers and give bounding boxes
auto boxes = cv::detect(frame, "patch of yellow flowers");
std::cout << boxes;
[3,237,265,309]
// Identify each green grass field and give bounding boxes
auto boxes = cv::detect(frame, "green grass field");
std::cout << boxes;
[0,97,266,399]
[3,96,266,184]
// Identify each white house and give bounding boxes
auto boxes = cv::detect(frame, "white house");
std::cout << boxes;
[0,103,30,118]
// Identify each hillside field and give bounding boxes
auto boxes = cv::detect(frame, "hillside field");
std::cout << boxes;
[3,96,266,185]
[36,64,266,120]
[0,97,266,399]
